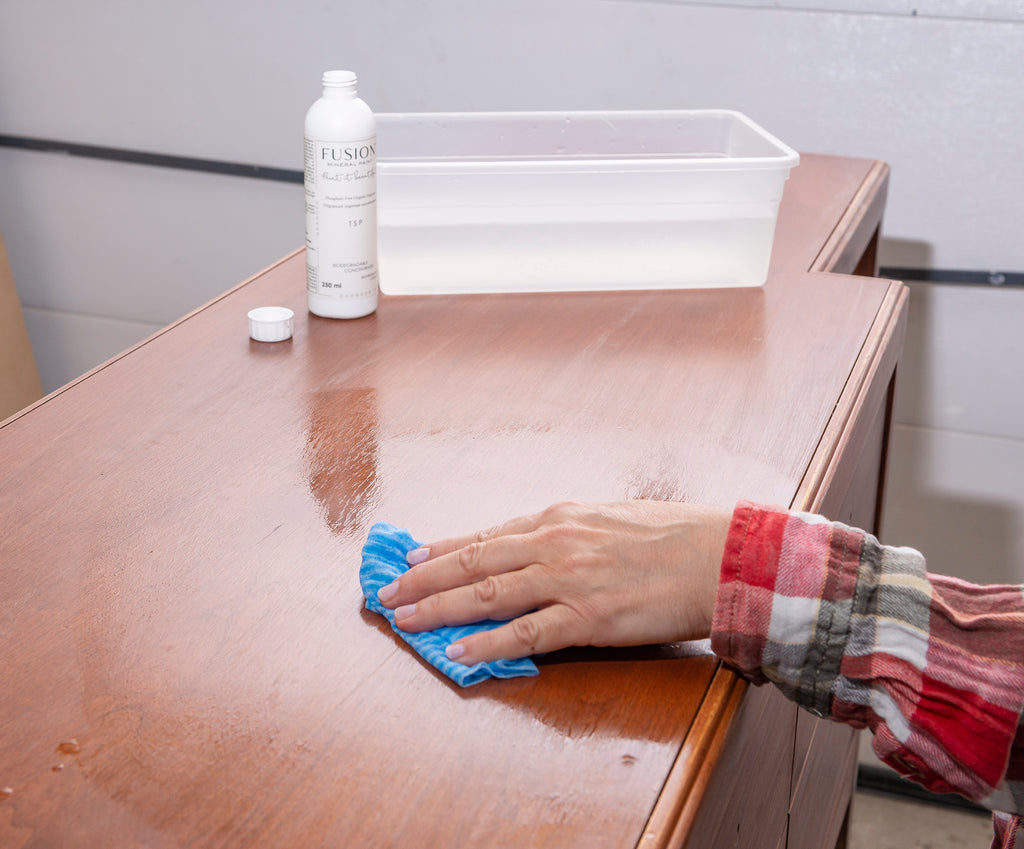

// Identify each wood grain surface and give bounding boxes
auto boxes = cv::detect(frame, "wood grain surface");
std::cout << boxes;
[0,153,904,849]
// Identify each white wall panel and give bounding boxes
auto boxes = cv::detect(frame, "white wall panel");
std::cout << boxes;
[881,423,1024,585]
[21,307,162,395]
[895,281,1024,441]
[0,148,302,325]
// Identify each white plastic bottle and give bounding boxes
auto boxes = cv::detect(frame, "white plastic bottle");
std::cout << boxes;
[304,70,379,318]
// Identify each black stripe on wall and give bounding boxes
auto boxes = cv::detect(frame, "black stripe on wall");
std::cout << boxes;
[881,267,1024,288]
[0,133,303,184]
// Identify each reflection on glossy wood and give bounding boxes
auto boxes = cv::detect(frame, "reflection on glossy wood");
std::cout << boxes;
[0,154,905,848]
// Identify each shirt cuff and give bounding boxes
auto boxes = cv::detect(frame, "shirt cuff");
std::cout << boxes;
[710,500,865,716]
[710,499,1024,807]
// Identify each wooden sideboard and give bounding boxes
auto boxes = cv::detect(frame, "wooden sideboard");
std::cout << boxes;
[0,153,906,849]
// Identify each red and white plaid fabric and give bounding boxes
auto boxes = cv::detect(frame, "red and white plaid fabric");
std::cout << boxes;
[711,501,1024,849]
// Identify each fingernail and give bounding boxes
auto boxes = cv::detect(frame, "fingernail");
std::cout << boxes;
[377,581,398,603]
[445,643,465,660]
[406,547,429,566]
[394,603,416,620]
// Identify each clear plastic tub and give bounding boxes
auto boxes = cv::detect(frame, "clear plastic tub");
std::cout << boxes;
[375,110,799,295]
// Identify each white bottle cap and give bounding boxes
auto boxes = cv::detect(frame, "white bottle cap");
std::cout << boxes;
[248,306,294,342]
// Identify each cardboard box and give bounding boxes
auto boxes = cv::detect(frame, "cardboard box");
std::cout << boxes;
[0,229,42,421]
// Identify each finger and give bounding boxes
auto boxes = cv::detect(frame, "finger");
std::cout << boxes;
[444,607,584,665]
[404,510,545,567]
[393,567,542,632]
[379,529,542,609]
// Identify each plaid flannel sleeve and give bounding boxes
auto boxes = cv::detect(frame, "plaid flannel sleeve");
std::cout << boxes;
[710,500,1024,823]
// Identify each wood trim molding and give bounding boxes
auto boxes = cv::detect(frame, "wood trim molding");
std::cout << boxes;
[811,161,890,278]
[793,280,908,516]
[639,668,749,848]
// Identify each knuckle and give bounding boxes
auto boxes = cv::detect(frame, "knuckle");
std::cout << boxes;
[473,575,500,605]
[510,616,541,652]
[534,517,581,554]
[543,501,581,522]
[541,501,590,535]
[475,523,501,543]
[457,541,486,577]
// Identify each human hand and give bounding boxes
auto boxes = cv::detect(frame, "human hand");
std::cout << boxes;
[375,500,731,666]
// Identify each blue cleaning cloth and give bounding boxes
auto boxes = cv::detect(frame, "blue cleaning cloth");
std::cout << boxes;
[360,522,539,687]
